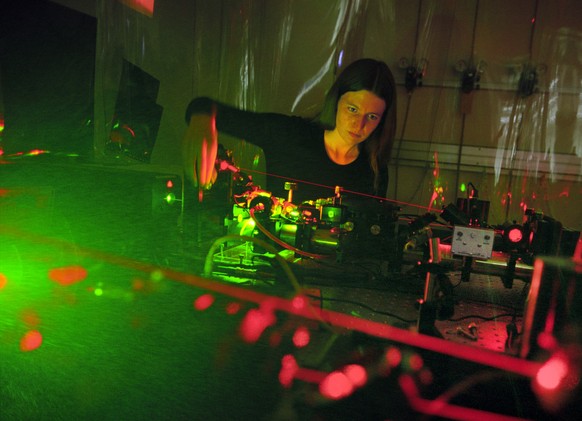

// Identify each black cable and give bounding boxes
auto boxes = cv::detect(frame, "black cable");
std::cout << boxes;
[447,312,522,323]
[307,294,417,324]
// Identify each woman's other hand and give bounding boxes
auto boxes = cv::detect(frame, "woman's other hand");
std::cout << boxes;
[182,107,218,200]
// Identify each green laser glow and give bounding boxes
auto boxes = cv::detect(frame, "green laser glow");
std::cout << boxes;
[164,193,176,204]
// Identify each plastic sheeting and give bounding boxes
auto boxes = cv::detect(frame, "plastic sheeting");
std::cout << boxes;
[82,0,582,230]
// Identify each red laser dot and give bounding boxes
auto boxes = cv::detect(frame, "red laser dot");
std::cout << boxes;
[239,308,275,343]
[132,279,145,291]
[48,266,88,286]
[0,273,7,289]
[279,354,298,388]
[319,371,353,400]
[536,355,568,390]
[292,326,310,348]
[408,353,424,372]
[537,332,558,350]
[291,295,307,310]
[20,330,43,352]
[225,302,241,315]
[343,364,367,388]
[194,294,215,311]
[386,346,402,367]
[418,367,434,385]
[508,228,523,243]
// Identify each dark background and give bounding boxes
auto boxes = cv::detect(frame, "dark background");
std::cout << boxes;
[0,0,96,157]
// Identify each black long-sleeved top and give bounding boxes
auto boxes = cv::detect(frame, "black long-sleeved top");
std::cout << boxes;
[186,97,387,203]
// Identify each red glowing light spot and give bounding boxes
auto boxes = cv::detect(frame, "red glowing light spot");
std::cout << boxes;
[291,295,308,310]
[48,266,88,286]
[559,190,569,198]
[239,308,275,343]
[418,367,434,385]
[292,326,310,348]
[132,278,145,290]
[319,371,353,400]
[225,302,241,315]
[508,228,523,243]
[131,278,160,294]
[0,273,7,289]
[386,346,402,367]
[120,0,155,17]
[20,330,43,352]
[536,355,569,390]
[166,180,173,188]
[122,124,136,137]
[194,294,215,311]
[537,332,558,350]
[408,353,424,372]
[279,354,298,388]
[343,364,367,388]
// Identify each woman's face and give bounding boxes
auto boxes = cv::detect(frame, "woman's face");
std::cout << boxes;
[335,90,386,145]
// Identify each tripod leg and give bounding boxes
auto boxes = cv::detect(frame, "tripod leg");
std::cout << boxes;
[416,238,444,337]
[461,256,473,282]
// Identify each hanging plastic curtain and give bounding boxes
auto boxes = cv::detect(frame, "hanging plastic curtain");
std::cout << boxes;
[92,0,581,231]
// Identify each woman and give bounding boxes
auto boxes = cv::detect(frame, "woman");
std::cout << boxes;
[183,58,397,203]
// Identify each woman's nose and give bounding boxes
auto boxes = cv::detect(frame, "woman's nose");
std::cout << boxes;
[352,116,366,131]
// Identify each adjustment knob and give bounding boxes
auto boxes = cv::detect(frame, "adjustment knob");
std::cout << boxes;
[284,182,298,203]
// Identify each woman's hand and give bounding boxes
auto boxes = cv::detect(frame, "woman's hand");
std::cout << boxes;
[182,108,218,200]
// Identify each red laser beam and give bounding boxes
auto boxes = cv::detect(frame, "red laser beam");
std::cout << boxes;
[0,223,542,378]
[238,167,434,211]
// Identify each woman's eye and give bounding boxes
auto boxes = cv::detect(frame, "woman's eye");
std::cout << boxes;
[347,106,357,113]
[368,114,379,121]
